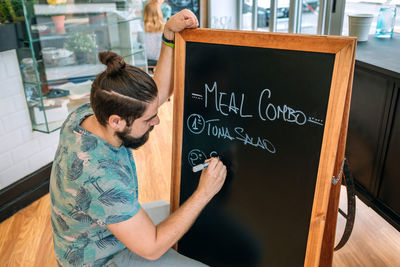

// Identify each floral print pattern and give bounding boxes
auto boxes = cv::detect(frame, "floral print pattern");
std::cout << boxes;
[49,104,141,266]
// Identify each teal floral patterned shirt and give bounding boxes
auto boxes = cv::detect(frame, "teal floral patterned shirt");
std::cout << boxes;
[49,104,141,266]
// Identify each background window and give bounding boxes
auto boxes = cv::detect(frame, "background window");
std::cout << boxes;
[300,0,320,34]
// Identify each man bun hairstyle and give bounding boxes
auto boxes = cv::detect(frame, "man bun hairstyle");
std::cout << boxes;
[98,52,126,75]
[91,51,158,127]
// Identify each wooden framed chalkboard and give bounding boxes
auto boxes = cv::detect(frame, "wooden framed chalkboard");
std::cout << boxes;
[171,29,356,267]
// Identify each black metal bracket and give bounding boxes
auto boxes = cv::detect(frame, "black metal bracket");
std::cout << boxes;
[334,158,356,251]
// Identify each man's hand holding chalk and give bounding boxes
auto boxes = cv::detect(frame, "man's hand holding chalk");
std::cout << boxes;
[195,157,227,201]
[193,156,222,172]
[192,161,210,172]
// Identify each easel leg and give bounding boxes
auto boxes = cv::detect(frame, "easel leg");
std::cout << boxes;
[319,44,355,267]
[319,166,342,267]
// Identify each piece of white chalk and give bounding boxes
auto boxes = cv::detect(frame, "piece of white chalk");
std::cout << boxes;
[192,162,210,172]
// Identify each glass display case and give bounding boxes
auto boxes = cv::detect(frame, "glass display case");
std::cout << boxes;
[17,0,147,133]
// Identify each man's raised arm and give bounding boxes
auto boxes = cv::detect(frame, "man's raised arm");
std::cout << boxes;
[153,9,199,106]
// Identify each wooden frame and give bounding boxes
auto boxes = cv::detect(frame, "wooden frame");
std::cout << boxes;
[170,28,356,267]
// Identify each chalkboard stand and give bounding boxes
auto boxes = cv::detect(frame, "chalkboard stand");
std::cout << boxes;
[319,43,356,266]
[170,28,356,267]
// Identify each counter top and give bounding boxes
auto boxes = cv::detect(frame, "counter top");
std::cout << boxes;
[355,33,400,79]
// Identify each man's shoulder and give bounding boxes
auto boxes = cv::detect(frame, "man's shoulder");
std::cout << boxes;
[61,103,93,132]
[57,103,95,148]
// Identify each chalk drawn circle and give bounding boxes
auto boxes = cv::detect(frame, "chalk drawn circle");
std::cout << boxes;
[210,151,219,158]
[187,114,205,135]
[188,149,207,167]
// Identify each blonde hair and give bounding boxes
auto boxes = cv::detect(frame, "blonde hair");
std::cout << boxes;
[144,2,164,33]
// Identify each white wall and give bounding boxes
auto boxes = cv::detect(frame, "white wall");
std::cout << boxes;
[0,49,59,190]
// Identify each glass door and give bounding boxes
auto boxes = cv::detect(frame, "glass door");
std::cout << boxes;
[241,0,255,30]
[257,0,290,32]
[299,0,320,33]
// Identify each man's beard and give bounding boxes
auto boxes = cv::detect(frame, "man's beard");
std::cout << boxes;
[116,125,154,149]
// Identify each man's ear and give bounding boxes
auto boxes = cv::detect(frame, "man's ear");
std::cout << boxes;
[108,115,125,131]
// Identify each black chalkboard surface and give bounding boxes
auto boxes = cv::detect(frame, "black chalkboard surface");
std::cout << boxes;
[171,29,356,267]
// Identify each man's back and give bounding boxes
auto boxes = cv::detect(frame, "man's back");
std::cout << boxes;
[49,104,140,266]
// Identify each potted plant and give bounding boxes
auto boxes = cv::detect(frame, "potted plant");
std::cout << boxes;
[47,0,67,34]
[64,32,97,64]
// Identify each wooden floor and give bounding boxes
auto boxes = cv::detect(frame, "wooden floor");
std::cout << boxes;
[1,99,400,266]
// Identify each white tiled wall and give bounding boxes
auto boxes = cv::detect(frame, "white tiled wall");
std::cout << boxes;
[0,50,59,190]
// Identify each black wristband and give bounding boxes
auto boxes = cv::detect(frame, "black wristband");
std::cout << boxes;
[162,34,175,44]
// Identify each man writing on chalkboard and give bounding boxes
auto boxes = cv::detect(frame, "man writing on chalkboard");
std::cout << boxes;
[49,9,227,266]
